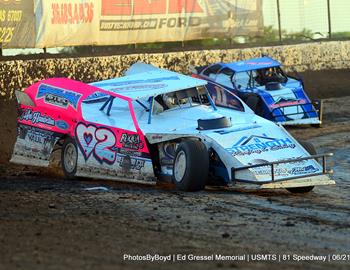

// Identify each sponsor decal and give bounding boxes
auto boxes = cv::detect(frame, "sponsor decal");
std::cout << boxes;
[215,124,261,135]
[92,76,180,91]
[252,165,319,177]
[100,17,201,31]
[51,2,94,24]
[23,126,54,145]
[111,83,167,91]
[270,98,307,109]
[83,91,109,103]
[120,133,144,150]
[56,120,69,130]
[227,134,296,156]
[16,125,58,159]
[117,156,145,171]
[118,148,143,157]
[37,84,82,110]
[35,0,262,48]
[290,165,319,175]
[151,135,163,140]
[247,158,320,177]
[20,109,55,126]
[101,0,204,16]
[100,0,203,31]
[246,61,274,66]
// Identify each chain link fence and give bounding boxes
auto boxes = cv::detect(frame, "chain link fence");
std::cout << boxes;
[261,0,350,43]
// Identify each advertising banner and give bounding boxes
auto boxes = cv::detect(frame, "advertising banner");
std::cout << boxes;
[0,0,35,48]
[34,0,263,48]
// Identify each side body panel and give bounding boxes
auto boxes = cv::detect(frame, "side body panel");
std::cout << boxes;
[74,121,155,183]
[11,124,61,167]
[11,78,155,183]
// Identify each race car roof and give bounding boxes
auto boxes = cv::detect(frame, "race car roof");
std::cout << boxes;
[90,66,207,100]
[223,56,281,72]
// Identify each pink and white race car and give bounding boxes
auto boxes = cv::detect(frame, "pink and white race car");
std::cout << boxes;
[11,64,334,192]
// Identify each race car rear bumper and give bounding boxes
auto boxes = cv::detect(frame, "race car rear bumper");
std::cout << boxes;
[276,117,321,126]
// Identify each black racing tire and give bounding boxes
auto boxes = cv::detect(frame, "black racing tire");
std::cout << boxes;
[286,141,316,194]
[299,141,317,156]
[244,93,259,110]
[61,137,78,179]
[172,140,209,192]
[287,185,315,194]
[244,93,264,116]
[311,99,323,128]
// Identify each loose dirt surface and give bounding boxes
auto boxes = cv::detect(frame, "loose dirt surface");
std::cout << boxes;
[0,96,350,270]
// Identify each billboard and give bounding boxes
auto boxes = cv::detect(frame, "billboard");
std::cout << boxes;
[0,0,35,48]
[34,0,263,48]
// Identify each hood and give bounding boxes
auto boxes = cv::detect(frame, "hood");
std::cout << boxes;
[204,120,322,182]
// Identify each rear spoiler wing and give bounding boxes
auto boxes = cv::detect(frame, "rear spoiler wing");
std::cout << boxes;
[231,153,333,184]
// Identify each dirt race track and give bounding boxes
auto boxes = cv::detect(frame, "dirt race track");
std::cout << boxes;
[0,95,350,269]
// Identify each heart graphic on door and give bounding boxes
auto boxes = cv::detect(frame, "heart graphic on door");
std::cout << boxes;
[75,123,97,160]
[83,133,93,146]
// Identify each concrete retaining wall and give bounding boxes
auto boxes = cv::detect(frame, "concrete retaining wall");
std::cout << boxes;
[1,41,350,100]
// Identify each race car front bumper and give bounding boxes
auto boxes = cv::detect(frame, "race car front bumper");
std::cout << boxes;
[259,174,335,189]
[231,153,334,187]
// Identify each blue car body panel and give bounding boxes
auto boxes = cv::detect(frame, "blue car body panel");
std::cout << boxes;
[196,57,321,125]
[222,56,281,72]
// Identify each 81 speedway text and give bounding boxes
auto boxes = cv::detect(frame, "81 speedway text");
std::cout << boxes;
[123,254,339,262]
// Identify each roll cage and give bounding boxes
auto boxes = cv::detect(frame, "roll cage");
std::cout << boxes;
[94,86,218,125]
[201,63,289,90]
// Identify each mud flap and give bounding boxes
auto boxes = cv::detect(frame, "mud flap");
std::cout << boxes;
[10,125,60,167]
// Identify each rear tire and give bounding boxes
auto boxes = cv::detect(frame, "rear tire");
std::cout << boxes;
[172,140,209,191]
[286,141,316,193]
[311,99,323,128]
[287,186,314,193]
[61,137,78,179]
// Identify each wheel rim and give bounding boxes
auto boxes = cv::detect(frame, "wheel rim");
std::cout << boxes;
[174,150,187,182]
[64,143,77,173]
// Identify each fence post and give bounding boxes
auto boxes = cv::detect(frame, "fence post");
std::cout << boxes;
[327,0,332,38]
[276,0,282,42]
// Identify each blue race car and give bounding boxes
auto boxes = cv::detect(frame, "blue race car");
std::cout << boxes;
[192,56,322,126]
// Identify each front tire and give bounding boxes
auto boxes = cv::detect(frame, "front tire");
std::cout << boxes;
[244,93,264,116]
[61,137,78,179]
[286,141,316,193]
[172,140,209,191]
